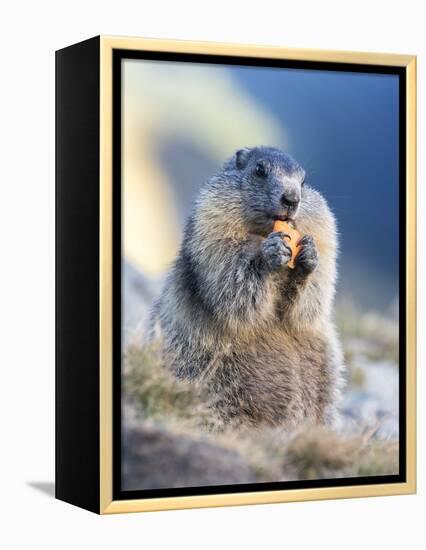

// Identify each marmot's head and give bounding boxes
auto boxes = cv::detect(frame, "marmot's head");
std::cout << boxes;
[195,146,333,247]
[223,146,307,235]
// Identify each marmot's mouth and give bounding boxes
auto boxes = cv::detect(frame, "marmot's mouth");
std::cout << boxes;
[273,214,298,223]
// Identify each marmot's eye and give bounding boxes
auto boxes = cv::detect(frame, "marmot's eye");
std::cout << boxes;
[255,162,268,178]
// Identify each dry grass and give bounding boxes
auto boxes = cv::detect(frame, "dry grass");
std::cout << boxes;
[336,301,399,365]
[284,427,359,479]
[123,344,399,484]
[282,427,398,480]
[124,344,220,430]
[357,440,399,477]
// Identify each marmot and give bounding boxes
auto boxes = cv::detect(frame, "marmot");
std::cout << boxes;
[149,146,344,429]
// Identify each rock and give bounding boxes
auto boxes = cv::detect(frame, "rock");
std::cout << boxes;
[122,260,163,347]
[122,424,257,491]
[341,358,399,439]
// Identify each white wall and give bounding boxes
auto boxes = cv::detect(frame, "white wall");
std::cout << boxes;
[0,1,423,548]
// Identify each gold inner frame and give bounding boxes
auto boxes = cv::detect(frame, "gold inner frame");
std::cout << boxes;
[99,36,417,514]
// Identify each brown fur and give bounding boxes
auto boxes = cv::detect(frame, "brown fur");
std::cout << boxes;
[149,147,345,430]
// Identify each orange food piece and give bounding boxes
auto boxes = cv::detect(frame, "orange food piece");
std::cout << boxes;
[273,220,302,269]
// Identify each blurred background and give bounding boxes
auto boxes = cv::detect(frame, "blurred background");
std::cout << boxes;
[121,58,400,490]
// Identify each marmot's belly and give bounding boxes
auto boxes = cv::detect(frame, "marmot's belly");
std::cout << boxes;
[204,330,331,427]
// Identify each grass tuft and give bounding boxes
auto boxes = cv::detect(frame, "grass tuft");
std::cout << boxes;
[124,343,210,425]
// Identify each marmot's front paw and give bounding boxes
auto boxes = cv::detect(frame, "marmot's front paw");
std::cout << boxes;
[295,235,318,274]
[261,231,292,271]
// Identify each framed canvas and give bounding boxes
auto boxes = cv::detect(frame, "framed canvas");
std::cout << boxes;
[55,36,416,514]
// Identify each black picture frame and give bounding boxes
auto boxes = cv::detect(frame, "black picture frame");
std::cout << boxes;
[56,36,416,514]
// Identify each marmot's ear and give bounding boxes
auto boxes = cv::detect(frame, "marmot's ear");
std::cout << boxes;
[235,148,250,169]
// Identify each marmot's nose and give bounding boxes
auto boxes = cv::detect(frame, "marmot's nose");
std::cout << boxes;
[280,194,300,209]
